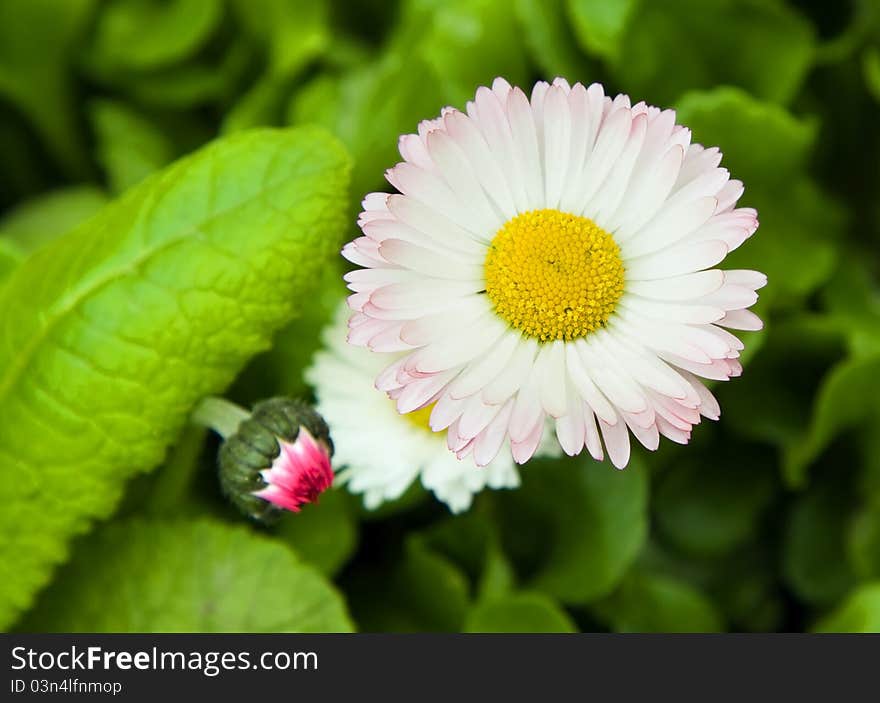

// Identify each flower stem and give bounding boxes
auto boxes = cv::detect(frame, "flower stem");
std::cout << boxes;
[191,396,250,439]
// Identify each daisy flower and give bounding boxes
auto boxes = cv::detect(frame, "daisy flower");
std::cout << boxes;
[342,77,766,469]
[306,304,549,513]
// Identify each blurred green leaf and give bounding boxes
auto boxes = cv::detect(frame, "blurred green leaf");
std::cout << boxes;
[655,453,775,558]
[678,87,843,306]
[87,0,222,72]
[596,571,724,633]
[848,505,880,581]
[814,583,880,633]
[290,55,445,198]
[614,0,814,105]
[0,127,350,629]
[478,544,517,602]
[464,592,577,633]
[347,537,470,631]
[90,100,175,193]
[275,487,359,577]
[566,0,639,62]
[392,0,529,106]
[0,186,108,254]
[230,0,330,77]
[291,0,528,198]
[718,317,844,463]
[421,509,516,600]
[784,354,880,484]
[860,424,880,508]
[865,47,880,101]
[20,518,352,632]
[514,0,591,79]
[496,456,648,604]
[783,477,857,607]
[0,0,95,176]
[820,255,880,357]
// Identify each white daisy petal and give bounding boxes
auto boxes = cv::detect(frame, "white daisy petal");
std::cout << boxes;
[342,77,764,480]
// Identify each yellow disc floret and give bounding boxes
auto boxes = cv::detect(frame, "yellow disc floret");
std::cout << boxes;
[484,209,625,342]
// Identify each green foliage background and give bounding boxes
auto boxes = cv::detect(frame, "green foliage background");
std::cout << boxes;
[1,0,879,633]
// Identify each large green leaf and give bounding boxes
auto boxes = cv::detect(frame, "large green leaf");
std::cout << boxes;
[0,127,350,629]
[20,518,352,632]
[496,456,648,604]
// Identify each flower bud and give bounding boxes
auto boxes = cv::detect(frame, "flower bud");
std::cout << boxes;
[218,397,334,522]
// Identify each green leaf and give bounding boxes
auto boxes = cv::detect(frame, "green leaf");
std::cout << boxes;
[496,456,648,604]
[718,317,844,452]
[0,0,96,176]
[0,186,109,255]
[478,545,517,602]
[848,505,880,581]
[420,509,516,601]
[596,571,724,633]
[783,478,857,607]
[464,592,577,633]
[655,453,775,558]
[0,127,351,629]
[613,0,814,106]
[275,487,359,577]
[813,583,880,633]
[865,47,880,102]
[820,255,880,358]
[290,56,446,198]
[90,100,175,194]
[393,0,529,107]
[860,425,880,509]
[20,518,352,632]
[229,0,330,77]
[784,354,880,484]
[232,260,346,403]
[290,0,529,198]
[566,0,639,61]
[87,0,222,72]
[346,537,470,632]
[514,0,591,79]
[677,88,842,306]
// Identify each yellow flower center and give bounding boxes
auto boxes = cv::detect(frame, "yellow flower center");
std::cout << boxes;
[484,209,625,342]
[400,402,435,433]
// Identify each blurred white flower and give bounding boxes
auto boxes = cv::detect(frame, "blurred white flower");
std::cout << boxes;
[307,304,550,513]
